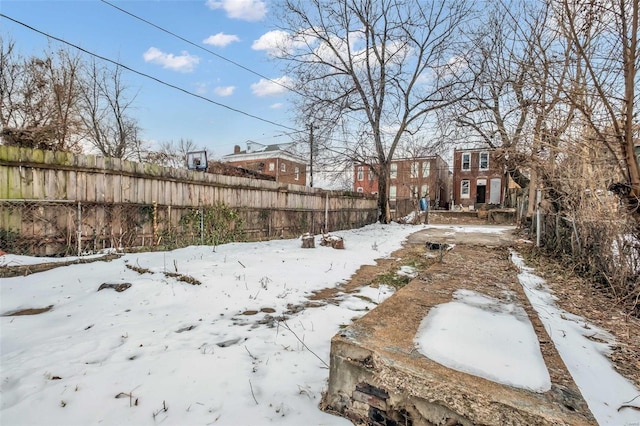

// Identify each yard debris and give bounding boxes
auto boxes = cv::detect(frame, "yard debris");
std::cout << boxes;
[320,234,344,249]
[301,233,315,248]
[98,283,132,292]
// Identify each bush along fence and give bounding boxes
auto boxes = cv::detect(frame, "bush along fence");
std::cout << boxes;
[0,146,377,256]
[520,189,640,317]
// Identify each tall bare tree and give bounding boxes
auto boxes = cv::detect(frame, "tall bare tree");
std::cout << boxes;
[275,0,474,222]
[80,59,141,159]
[557,0,640,212]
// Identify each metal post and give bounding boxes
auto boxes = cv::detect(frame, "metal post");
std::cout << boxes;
[324,192,329,233]
[200,206,204,246]
[536,188,541,247]
[76,202,82,256]
[309,125,314,187]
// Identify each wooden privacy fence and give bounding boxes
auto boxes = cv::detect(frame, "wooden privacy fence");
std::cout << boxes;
[0,146,377,256]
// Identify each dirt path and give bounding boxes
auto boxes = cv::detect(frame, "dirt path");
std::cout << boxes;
[324,224,640,394]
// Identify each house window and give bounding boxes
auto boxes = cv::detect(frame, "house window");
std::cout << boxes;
[421,184,429,198]
[281,162,286,172]
[390,163,398,179]
[294,166,300,181]
[410,162,419,178]
[389,185,397,200]
[479,152,489,170]
[356,187,364,193]
[357,166,364,181]
[410,185,418,198]
[461,179,470,198]
[422,161,430,178]
[461,153,471,171]
[269,162,275,172]
[368,168,374,181]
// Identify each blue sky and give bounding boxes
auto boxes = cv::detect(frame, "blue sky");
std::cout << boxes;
[1,0,299,159]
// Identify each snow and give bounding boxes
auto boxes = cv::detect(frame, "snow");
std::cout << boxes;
[1,223,638,425]
[414,289,551,393]
[511,250,640,425]
[0,223,416,426]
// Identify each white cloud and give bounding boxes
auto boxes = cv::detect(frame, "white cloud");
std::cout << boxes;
[205,0,266,22]
[270,102,283,109]
[250,76,293,97]
[252,30,311,57]
[143,47,199,72]
[214,86,236,96]
[203,32,240,47]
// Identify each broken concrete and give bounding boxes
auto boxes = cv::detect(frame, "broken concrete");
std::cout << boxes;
[323,226,596,426]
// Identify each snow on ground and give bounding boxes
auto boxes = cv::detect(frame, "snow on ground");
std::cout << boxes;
[511,250,640,426]
[1,223,638,426]
[0,223,416,426]
[415,289,551,393]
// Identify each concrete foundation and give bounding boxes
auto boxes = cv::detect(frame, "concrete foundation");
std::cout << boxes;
[322,228,596,426]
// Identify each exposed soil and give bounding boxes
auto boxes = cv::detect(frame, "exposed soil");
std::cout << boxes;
[313,225,640,399]
[2,305,53,316]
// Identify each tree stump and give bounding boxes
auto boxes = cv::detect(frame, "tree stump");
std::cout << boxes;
[301,233,315,248]
[320,234,345,249]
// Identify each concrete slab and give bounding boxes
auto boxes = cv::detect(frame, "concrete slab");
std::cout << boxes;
[323,226,596,426]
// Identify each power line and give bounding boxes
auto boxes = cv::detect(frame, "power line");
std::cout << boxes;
[99,0,306,98]
[0,13,300,133]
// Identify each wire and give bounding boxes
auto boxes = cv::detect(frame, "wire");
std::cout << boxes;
[99,0,306,98]
[0,13,300,132]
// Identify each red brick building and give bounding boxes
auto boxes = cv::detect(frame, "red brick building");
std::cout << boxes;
[452,148,505,208]
[222,141,307,185]
[354,155,450,214]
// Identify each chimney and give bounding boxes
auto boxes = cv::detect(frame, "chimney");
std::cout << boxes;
[234,145,240,154]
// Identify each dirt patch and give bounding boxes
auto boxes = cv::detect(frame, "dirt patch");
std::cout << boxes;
[0,253,122,278]
[3,305,53,316]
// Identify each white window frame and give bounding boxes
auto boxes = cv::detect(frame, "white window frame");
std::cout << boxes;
[294,166,300,181]
[390,163,398,179]
[410,162,419,178]
[422,161,430,178]
[268,162,275,172]
[281,162,286,172]
[389,185,397,200]
[461,153,471,171]
[421,184,429,198]
[356,187,364,193]
[357,166,364,181]
[461,179,470,198]
[368,168,374,181]
[479,152,489,170]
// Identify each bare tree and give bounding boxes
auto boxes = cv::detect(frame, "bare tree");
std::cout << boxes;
[275,0,474,222]
[144,138,200,168]
[0,38,83,152]
[80,59,141,159]
[557,0,640,213]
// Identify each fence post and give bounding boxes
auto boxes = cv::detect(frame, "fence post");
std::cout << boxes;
[153,202,158,246]
[536,189,541,247]
[200,206,204,245]
[77,202,82,256]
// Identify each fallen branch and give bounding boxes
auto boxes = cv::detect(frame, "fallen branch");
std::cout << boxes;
[277,319,329,369]
[249,380,258,405]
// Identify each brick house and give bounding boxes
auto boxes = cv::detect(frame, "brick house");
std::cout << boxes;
[354,155,450,215]
[452,148,505,208]
[222,141,307,185]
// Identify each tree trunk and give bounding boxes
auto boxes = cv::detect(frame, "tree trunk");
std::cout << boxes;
[377,163,391,224]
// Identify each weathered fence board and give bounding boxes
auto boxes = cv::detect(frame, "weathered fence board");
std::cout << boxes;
[0,146,377,255]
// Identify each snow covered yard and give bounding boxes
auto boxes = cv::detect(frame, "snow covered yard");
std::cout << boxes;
[1,223,638,425]
[1,223,417,426]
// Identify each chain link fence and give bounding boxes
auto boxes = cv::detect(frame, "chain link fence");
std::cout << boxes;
[1,199,377,257]
[0,200,242,256]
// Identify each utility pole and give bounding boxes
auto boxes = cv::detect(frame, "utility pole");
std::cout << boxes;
[308,124,318,187]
